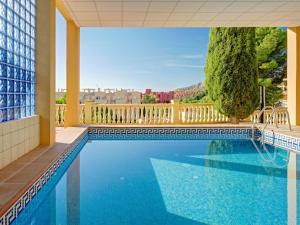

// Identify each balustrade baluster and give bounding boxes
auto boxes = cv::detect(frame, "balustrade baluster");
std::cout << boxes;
[198,106,202,123]
[138,106,142,124]
[168,106,171,124]
[149,107,153,124]
[131,107,135,124]
[154,107,158,124]
[80,105,85,124]
[206,106,210,123]
[144,106,148,124]
[157,107,160,124]
[185,108,189,123]
[125,107,129,124]
[183,107,186,123]
[214,107,217,123]
[161,106,164,124]
[194,106,198,123]
[116,108,120,124]
[106,107,110,124]
[165,107,169,124]
[137,106,141,124]
[102,106,106,124]
[55,106,59,126]
[191,106,194,123]
[61,105,66,126]
[121,107,124,124]
[96,106,99,124]
[178,106,182,124]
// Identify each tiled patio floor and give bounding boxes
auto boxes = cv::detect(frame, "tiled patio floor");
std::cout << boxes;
[0,127,87,216]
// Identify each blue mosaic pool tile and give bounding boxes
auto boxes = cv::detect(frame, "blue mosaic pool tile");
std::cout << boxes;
[263,130,300,152]
[88,127,257,140]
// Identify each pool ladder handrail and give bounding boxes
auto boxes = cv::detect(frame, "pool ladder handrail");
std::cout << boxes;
[251,105,292,168]
[250,138,290,168]
[252,105,292,140]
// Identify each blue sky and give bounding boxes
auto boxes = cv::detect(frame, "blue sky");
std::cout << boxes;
[56,11,209,91]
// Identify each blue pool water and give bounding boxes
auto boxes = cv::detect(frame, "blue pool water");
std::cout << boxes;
[12,137,300,225]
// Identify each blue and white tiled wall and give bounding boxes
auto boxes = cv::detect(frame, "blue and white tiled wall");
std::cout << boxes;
[88,127,257,140]
[89,127,300,152]
[263,130,300,152]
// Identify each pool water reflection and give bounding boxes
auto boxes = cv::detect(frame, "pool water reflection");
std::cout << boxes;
[12,139,300,225]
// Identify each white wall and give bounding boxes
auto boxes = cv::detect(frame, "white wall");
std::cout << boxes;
[0,116,40,169]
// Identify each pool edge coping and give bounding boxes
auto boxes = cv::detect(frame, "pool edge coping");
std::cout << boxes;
[0,128,88,225]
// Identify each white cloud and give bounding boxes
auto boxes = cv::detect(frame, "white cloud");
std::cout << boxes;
[165,62,204,69]
[180,54,204,59]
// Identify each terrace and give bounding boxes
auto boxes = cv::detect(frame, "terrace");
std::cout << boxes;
[1,0,300,224]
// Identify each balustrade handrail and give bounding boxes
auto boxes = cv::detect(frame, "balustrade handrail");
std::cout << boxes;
[55,103,289,127]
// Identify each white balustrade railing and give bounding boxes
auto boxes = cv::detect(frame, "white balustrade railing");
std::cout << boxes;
[85,103,173,125]
[249,107,289,125]
[55,104,66,127]
[179,104,228,124]
[55,103,289,127]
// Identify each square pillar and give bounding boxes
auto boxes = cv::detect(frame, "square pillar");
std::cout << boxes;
[287,27,300,126]
[36,0,56,145]
[65,21,80,127]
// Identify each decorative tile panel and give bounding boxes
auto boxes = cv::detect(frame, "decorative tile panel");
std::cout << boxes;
[263,130,300,152]
[88,127,257,140]
[0,0,36,123]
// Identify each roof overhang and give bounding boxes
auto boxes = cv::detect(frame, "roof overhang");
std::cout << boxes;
[57,0,300,27]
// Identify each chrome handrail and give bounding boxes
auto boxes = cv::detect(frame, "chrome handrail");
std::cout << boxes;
[251,106,274,139]
[252,105,292,140]
[251,105,292,168]
[251,138,290,168]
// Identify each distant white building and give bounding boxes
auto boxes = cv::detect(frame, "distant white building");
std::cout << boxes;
[56,88,67,99]
[56,88,142,104]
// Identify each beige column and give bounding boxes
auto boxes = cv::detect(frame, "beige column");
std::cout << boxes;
[36,0,56,145]
[65,21,80,127]
[287,27,300,126]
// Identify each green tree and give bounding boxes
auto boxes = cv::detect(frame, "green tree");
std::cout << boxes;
[56,94,66,104]
[205,28,259,123]
[142,94,156,104]
[255,28,286,107]
[198,95,212,104]
[180,90,208,103]
[258,78,283,106]
[256,27,287,84]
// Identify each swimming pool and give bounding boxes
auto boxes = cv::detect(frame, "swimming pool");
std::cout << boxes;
[9,128,300,225]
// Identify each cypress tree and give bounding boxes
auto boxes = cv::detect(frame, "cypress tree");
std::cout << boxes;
[205,27,259,123]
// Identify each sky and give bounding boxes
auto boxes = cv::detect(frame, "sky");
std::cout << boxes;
[56,11,209,92]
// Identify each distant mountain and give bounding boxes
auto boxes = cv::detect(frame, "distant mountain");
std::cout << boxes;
[175,82,203,91]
